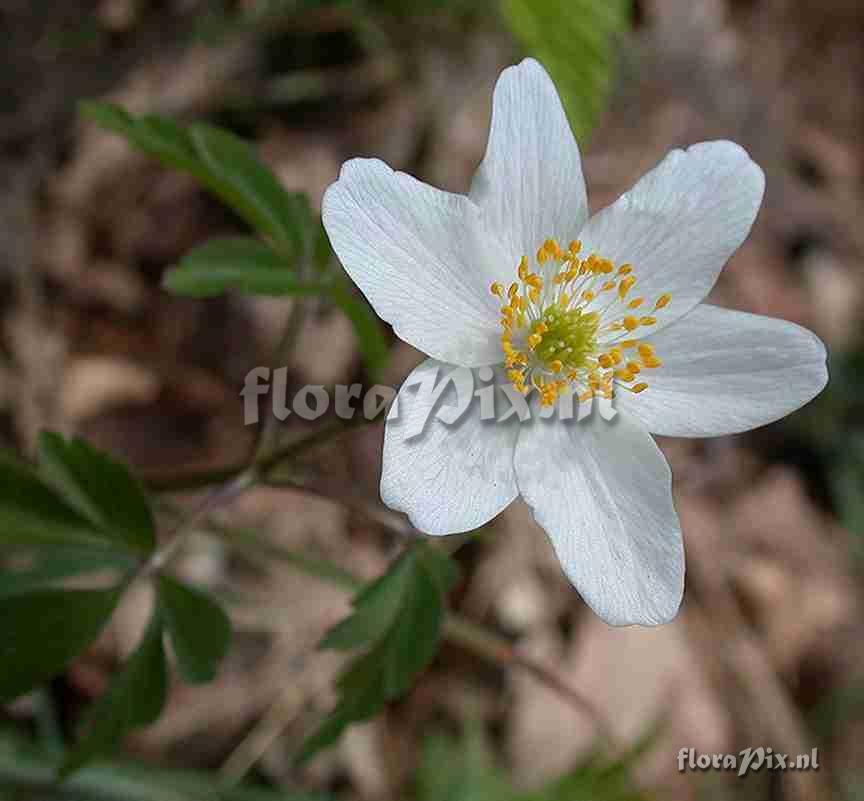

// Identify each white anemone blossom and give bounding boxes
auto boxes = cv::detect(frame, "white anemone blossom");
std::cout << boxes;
[322,58,828,626]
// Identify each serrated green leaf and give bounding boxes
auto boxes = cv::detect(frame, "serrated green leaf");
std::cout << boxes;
[298,544,457,762]
[79,103,312,260]
[319,550,414,651]
[60,609,167,777]
[0,589,121,704]
[501,0,631,141]
[188,123,311,257]
[157,575,232,684]
[0,456,116,551]
[163,237,323,297]
[38,433,155,554]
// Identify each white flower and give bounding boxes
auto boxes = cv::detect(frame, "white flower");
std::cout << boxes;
[322,58,828,626]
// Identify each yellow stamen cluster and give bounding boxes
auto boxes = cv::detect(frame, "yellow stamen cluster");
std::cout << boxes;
[491,238,669,406]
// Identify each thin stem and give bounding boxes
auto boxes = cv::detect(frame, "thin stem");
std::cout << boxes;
[135,471,256,582]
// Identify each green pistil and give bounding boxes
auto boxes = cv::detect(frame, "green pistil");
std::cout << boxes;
[536,307,598,370]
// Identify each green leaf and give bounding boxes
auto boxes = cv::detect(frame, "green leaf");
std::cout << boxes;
[157,575,232,684]
[79,103,312,258]
[298,544,457,762]
[417,724,513,801]
[0,588,121,703]
[188,124,312,257]
[0,549,135,599]
[501,0,631,141]
[0,724,333,801]
[163,237,324,298]
[60,609,168,777]
[326,283,390,380]
[38,432,155,554]
[0,456,116,551]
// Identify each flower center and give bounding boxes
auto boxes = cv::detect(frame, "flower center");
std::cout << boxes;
[490,238,670,407]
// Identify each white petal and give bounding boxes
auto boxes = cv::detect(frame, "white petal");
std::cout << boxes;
[470,58,589,266]
[382,360,519,535]
[579,141,765,332]
[323,159,506,366]
[614,304,828,437]
[515,413,684,626]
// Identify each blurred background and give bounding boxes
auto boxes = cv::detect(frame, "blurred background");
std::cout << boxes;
[2,0,864,799]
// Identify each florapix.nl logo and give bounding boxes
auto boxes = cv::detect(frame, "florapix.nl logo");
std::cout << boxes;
[241,364,618,437]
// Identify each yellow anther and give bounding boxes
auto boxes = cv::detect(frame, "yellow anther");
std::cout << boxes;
[618,264,633,276]
[543,239,563,259]
[639,316,657,326]
[501,304,513,317]
[641,355,663,369]
[528,287,541,304]
[527,333,543,349]
[614,369,635,382]
[609,347,623,365]
[490,282,503,297]
[568,239,582,254]
[507,369,524,382]
[597,353,612,369]
[533,321,548,334]
[526,274,543,289]
[600,259,614,274]
[623,316,639,331]
[619,339,638,349]
[655,293,671,310]
[581,290,595,302]
[637,343,655,358]
[631,383,649,394]
[627,297,644,309]
[558,293,570,308]
[508,282,519,298]
[518,256,529,280]
[549,359,563,372]
[601,280,617,292]
[618,276,636,299]
[626,361,642,374]
[536,246,548,263]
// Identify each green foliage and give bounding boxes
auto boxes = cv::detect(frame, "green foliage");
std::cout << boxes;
[0,457,124,552]
[0,432,235,777]
[0,725,331,801]
[60,609,168,777]
[38,432,156,554]
[0,435,161,705]
[158,575,232,684]
[0,548,134,599]
[416,723,655,801]
[0,434,155,555]
[163,237,324,298]
[79,103,312,260]
[501,0,631,141]
[80,102,389,377]
[417,724,512,801]
[298,543,458,762]
[0,589,121,704]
